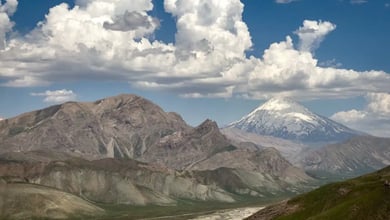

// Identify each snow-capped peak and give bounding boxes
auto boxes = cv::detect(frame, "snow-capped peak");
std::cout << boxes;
[228,97,359,142]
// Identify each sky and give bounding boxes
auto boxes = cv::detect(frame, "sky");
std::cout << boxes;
[0,0,390,137]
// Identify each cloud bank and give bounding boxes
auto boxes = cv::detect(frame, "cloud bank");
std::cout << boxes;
[31,89,77,103]
[0,0,389,102]
[331,93,390,137]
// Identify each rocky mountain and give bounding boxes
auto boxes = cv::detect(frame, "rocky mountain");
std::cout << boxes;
[0,94,189,162]
[247,165,390,220]
[0,94,312,174]
[226,97,359,142]
[0,94,264,171]
[0,94,315,218]
[301,136,390,178]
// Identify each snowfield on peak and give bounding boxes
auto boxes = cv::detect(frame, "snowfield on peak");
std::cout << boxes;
[227,98,360,142]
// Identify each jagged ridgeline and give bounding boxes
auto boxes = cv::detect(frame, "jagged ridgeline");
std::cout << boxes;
[0,94,314,219]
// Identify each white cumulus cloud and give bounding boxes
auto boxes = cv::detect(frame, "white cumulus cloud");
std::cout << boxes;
[294,20,336,52]
[0,0,388,102]
[245,35,390,100]
[31,89,77,103]
[165,0,252,59]
[0,0,17,49]
[366,92,390,115]
[0,0,17,15]
[331,93,390,137]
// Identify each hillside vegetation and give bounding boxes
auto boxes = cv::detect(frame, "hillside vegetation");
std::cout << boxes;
[247,166,390,220]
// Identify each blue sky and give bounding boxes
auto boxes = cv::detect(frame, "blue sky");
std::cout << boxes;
[0,0,390,136]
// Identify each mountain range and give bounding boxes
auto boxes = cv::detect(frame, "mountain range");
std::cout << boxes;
[0,94,313,219]
[0,94,389,219]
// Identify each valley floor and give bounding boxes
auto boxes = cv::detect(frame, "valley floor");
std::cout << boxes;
[96,198,280,220]
[190,206,264,220]
[135,206,264,220]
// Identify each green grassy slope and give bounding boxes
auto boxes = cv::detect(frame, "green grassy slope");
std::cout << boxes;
[248,166,390,220]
